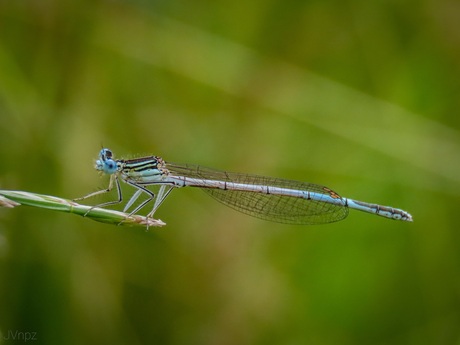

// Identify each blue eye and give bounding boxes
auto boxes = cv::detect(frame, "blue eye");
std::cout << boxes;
[104,159,118,174]
[105,149,113,160]
[99,148,113,161]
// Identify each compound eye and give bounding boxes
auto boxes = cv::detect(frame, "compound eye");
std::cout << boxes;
[99,148,113,161]
[104,159,118,174]
[105,149,113,159]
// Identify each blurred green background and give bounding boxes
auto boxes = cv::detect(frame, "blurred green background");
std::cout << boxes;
[1,0,459,344]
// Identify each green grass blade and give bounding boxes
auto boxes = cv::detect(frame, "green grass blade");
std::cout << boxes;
[0,190,165,228]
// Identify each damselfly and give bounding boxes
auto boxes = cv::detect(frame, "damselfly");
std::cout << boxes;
[76,149,413,225]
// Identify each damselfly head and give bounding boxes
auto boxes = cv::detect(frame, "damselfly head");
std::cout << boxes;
[95,148,118,175]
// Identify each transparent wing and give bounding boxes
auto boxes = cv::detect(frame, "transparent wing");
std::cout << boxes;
[166,163,348,225]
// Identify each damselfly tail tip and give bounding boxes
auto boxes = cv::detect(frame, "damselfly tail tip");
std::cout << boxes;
[401,211,413,222]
